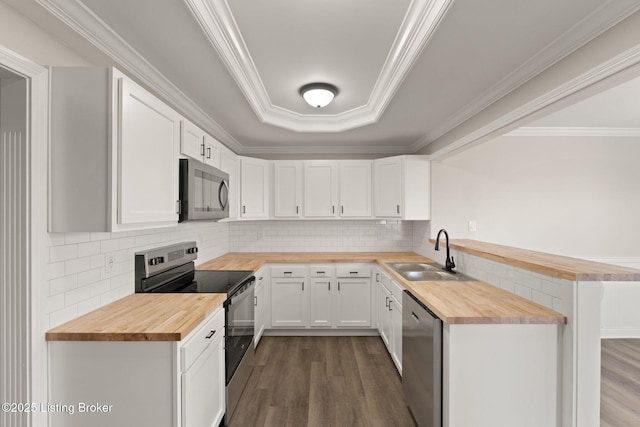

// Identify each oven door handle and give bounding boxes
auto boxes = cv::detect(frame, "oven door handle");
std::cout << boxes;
[226,279,255,308]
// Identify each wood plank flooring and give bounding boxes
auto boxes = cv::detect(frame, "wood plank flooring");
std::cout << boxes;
[229,336,415,427]
[601,339,640,427]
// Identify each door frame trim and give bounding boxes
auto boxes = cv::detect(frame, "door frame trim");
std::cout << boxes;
[0,45,49,427]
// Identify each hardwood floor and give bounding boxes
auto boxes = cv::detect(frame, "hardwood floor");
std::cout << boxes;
[601,339,640,427]
[229,336,415,427]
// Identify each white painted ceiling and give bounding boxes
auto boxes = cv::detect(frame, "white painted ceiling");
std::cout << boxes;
[31,0,640,155]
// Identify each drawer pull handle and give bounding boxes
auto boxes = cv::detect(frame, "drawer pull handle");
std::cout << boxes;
[205,330,216,339]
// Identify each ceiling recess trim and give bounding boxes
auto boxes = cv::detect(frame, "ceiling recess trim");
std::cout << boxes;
[35,0,245,153]
[184,0,454,133]
[409,0,640,153]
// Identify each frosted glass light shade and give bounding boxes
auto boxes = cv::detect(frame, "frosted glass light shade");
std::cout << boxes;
[300,83,338,108]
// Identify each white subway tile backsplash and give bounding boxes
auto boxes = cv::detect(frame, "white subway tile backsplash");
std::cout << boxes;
[531,290,553,307]
[46,221,229,328]
[229,220,414,253]
[49,275,78,296]
[64,256,92,275]
[77,241,101,257]
[50,305,78,327]
[50,244,78,263]
[64,285,92,306]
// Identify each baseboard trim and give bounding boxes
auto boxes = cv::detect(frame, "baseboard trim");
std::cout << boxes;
[601,329,640,339]
[263,328,380,337]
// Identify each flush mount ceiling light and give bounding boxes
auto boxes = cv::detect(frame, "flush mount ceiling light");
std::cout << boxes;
[299,83,338,108]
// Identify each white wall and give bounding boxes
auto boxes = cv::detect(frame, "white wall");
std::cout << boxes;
[431,134,640,259]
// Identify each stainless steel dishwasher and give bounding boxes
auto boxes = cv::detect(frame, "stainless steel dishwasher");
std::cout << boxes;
[403,290,442,427]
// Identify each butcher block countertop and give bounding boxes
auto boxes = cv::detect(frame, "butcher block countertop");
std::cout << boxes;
[46,293,226,342]
[199,252,566,325]
[440,239,640,281]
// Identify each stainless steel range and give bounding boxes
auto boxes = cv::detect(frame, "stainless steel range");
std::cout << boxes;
[135,242,254,425]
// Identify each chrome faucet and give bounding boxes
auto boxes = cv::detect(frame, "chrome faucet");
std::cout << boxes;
[434,229,456,272]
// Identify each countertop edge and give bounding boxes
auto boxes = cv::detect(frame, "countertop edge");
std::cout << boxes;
[433,239,640,282]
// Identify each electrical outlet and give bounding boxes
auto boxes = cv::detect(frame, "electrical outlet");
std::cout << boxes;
[468,220,477,232]
[256,231,263,241]
[105,252,116,274]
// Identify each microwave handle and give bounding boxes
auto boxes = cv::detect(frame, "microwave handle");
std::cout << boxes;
[218,180,229,210]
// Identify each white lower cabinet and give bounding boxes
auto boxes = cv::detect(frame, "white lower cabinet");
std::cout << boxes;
[335,277,372,327]
[254,268,268,347]
[269,264,374,330]
[49,307,225,427]
[376,277,392,348]
[375,267,403,374]
[271,266,308,328]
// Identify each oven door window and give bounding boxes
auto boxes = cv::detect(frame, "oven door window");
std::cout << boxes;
[225,282,255,384]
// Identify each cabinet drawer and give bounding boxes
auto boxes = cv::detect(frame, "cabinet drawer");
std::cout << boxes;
[271,265,307,278]
[309,265,335,277]
[336,264,371,278]
[181,307,224,372]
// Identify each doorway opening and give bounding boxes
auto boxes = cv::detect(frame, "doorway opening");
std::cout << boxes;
[0,66,30,426]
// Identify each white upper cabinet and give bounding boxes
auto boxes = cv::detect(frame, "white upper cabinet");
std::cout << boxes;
[49,67,180,232]
[339,161,372,218]
[303,160,371,219]
[273,161,303,218]
[240,157,269,218]
[180,119,221,169]
[304,161,339,218]
[374,155,430,220]
[219,145,240,220]
[118,76,181,226]
[374,157,403,217]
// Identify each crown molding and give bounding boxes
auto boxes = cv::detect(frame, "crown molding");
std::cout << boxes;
[427,41,640,160]
[241,144,410,156]
[35,0,245,154]
[505,127,640,138]
[410,0,640,153]
[184,0,454,133]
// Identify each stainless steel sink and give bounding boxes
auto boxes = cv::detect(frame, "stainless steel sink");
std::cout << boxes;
[386,262,474,282]
[387,263,440,272]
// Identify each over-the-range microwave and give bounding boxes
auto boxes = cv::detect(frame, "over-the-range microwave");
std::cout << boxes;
[178,158,229,222]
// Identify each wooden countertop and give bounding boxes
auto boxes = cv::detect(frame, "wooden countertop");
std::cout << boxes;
[197,251,429,271]
[439,239,640,281]
[46,293,226,341]
[199,252,566,325]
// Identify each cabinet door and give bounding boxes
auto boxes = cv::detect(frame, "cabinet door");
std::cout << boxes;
[240,157,269,218]
[304,161,338,218]
[377,282,392,349]
[203,135,221,169]
[374,157,403,218]
[181,332,225,427]
[180,119,205,161]
[273,161,303,218]
[271,278,308,327]
[390,295,402,374]
[339,161,372,217]
[335,278,371,327]
[310,278,333,327]
[220,146,239,220]
[118,77,180,224]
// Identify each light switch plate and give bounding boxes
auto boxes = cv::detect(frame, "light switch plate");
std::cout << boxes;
[105,252,116,274]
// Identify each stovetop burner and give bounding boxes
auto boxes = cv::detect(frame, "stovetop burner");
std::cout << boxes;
[174,270,254,294]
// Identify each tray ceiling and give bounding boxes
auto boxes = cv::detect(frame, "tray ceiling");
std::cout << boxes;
[33,0,640,155]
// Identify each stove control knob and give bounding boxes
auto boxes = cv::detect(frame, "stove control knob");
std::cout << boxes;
[156,256,165,264]
[149,257,158,266]
[186,247,198,254]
